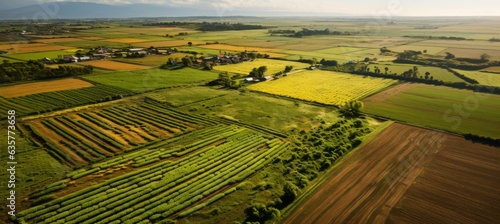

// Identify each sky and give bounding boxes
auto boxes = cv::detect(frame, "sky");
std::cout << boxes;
[2,0,500,16]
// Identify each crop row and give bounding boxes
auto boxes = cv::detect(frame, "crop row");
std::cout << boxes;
[20,129,288,223]
[1,84,133,120]
[23,123,78,167]
[139,101,217,126]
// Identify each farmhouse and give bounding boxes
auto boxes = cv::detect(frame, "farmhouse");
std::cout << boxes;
[63,55,78,63]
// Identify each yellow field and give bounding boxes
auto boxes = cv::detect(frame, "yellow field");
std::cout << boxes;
[134,40,206,48]
[79,60,152,70]
[248,70,398,106]
[0,43,73,53]
[102,38,148,43]
[34,38,84,43]
[79,36,105,40]
[482,66,500,73]
[200,44,287,57]
[0,78,94,98]
[213,58,309,75]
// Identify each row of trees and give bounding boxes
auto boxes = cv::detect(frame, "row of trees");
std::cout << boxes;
[144,21,271,31]
[0,60,93,83]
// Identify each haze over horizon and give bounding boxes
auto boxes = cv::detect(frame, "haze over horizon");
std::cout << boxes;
[1,0,500,17]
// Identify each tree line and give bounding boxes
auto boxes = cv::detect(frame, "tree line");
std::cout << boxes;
[0,60,93,83]
[269,28,356,37]
[143,21,271,31]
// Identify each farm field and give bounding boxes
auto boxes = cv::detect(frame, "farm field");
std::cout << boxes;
[284,123,500,224]
[387,133,500,224]
[248,70,398,106]
[83,68,219,92]
[78,60,152,70]
[284,123,446,224]
[363,84,500,138]
[144,86,228,107]
[198,44,287,58]
[367,63,466,83]
[15,99,290,224]
[113,54,191,67]
[0,84,133,119]
[4,49,82,61]
[2,15,500,224]
[0,78,94,98]
[213,58,309,75]
[174,88,341,132]
[0,43,73,54]
[453,69,500,87]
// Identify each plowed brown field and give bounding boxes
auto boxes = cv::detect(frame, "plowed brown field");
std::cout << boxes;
[284,123,500,224]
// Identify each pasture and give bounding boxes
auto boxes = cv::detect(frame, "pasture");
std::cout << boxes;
[213,58,309,75]
[454,69,500,87]
[248,70,398,106]
[363,84,500,138]
[83,68,219,92]
[79,60,152,70]
[0,78,94,98]
[176,89,340,132]
[0,43,73,54]
[144,86,228,107]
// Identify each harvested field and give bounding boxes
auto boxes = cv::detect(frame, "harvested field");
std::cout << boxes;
[200,44,287,57]
[34,38,84,43]
[0,78,94,98]
[482,66,500,73]
[363,83,419,103]
[102,38,148,43]
[0,43,73,53]
[133,40,206,48]
[284,123,447,224]
[79,60,152,70]
[387,134,500,224]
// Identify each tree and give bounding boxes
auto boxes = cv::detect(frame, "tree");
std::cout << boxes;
[218,72,231,87]
[284,65,293,73]
[445,52,455,59]
[412,66,419,78]
[187,42,193,46]
[425,71,430,80]
[480,53,491,62]
[257,66,267,77]
[384,67,389,74]
[181,57,192,66]
[364,57,370,62]
[311,58,318,66]
[340,100,364,117]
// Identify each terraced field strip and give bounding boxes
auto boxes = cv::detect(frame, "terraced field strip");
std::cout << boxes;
[21,100,206,167]
[0,84,134,120]
[18,128,289,224]
[284,123,446,224]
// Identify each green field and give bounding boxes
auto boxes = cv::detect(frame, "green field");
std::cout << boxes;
[0,130,69,203]
[83,68,219,92]
[112,53,191,67]
[454,69,500,87]
[213,58,309,75]
[368,63,466,83]
[363,84,500,138]
[5,49,82,61]
[176,89,340,132]
[145,86,228,107]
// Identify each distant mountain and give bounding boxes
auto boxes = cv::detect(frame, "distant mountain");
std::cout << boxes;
[0,2,212,19]
[0,2,351,20]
